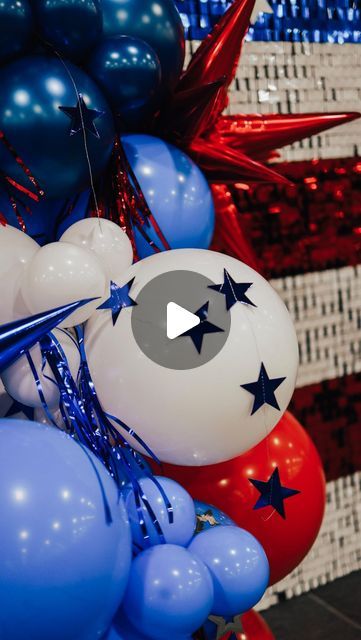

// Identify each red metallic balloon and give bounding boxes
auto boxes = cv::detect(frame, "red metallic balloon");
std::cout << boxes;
[157,412,326,585]
[241,609,275,640]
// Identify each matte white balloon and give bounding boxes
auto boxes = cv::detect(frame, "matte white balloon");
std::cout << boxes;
[1,328,80,408]
[85,249,299,466]
[0,225,39,324]
[60,218,133,280]
[21,242,108,327]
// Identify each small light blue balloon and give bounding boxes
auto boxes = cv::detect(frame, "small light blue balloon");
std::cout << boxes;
[121,134,215,258]
[123,475,196,550]
[122,544,214,639]
[0,419,132,640]
[188,525,270,617]
[194,500,235,535]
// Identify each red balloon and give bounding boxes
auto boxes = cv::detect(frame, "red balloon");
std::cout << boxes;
[157,412,326,585]
[241,610,275,640]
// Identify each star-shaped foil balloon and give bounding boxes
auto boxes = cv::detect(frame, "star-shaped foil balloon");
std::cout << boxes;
[97,279,137,325]
[241,362,286,414]
[180,301,224,354]
[59,93,104,138]
[208,268,256,310]
[208,615,244,640]
[249,467,300,518]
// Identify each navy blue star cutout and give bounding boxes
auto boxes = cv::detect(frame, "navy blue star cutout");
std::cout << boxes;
[181,301,224,354]
[97,279,137,325]
[241,362,286,415]
[5,399,35,421]
[249,467,300,519]
[59,94,104,138]
[208,268,256,310]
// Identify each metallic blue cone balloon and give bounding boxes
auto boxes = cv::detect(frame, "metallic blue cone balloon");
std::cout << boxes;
[0,0,33,63]
[121,134,215,257]
[88,36,162,130]
[0,419,132,640]
[33,0,102,61]
[188,526,270,617]
[123,544,214,639]
[101,0,185,90]
[0,55,115,200]
[123,476,196,551]
[194,500,235,535]
[0,298,95,373]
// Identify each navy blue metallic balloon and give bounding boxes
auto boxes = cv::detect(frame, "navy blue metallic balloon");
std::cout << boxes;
[101,0,185,90]
[33,0,102,61]
[0,0,33,63]
[88,36,161,130]
[0,419,132,640]
[194,500,235,535]
[0,55,115,200]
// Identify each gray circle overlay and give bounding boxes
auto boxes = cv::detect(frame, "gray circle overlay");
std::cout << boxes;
[131,270,231,370]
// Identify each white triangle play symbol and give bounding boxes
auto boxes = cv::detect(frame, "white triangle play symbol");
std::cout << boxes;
[166,302,200,340]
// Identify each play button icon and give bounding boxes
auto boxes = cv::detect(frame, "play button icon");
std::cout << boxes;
[131,269,231,370]
[166,302,200,340]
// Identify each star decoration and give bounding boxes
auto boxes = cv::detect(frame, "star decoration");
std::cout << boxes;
[5,399,35,421]
[241,362,286,415]
[250,0,273,24]
[208,268,256,310]
[97,278,137,325]
[59,94,104,138]
[180,301,224,354]
[249,467,300,519]
[208,615,244,640]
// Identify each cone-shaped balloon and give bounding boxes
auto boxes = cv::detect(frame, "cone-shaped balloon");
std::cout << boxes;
[178,0,256,121]
[0,298,95,372]
[215,111,361,157]
[189,139,291,184]
[162,78,226,142]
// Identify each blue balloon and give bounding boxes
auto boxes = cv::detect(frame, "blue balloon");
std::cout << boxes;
[33,0,102,61]
[0,55,115,200]
[101,0,185,90]
[123,544,214,639]
[0,419,132,640]
[88,36,161,130]
[188,526,270,617]
[194,500,235,535]
[123,475,196,551]
[110,613,193,640]
[0,0,33,63]
[121,134,215,258]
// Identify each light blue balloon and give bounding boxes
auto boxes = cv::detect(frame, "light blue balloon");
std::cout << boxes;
[123,475,196,551]
[121,134,215,258]
[188,525,269,616]
[0,419,132,640]
[108,615,193,640]
[123,544,214,639]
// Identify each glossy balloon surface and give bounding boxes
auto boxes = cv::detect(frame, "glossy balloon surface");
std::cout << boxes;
[122,134,215,257]
[123,475,196,550]
[21,241,107,327]
[89,36,161,129]
[189,526,269,616]
[0,0,32,62]
[123,544,214,639]
[194,499,235,535]
[0,419,132,640]
[161,411,326,584]
[34,0,102,60]
[0,55,115,200]
[101,0,185,89]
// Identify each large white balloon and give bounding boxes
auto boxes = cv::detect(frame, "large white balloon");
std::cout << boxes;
[0,225,39,324]
[60,218,133,281]
[1,328,80,408]
[21,242,108,327]
[85,249,299,466]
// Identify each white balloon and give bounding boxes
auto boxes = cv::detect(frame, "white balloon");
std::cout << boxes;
[60,218,133,281]
[85,249,299,466]
[1,328,80,409]
[0,225,39,324]
[20,241,108,327]
[34,407,65,429]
